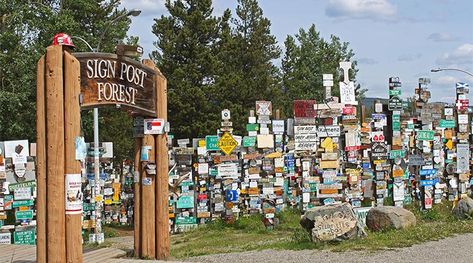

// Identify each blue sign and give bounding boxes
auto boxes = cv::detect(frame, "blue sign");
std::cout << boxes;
[225,190,239,202]
[371,113,386,120]
[419,169,437,176]
[361,162,370,168]
[420,180,434,186]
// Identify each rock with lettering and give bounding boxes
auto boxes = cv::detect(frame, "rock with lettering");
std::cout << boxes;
[366,206,416,231]
[300,203,366,242]
[452,196,473,219]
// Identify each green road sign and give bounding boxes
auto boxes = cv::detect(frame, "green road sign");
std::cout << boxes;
[246,123,259,132]
[12,200,34,208]
[175,216,197,225]
[389,89,401,96]
[417,130,434,141]
[205,135,219,151]
[392,121,401,131]
[242,136,256,147]
[15,210,33,220]
[389,149,405,159]
[439,119,455,128]
[14,229,36,245]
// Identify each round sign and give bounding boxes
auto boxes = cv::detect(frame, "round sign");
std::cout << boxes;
[446,163,455,175]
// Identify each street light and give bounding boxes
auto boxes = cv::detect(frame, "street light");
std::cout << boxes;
[96,9,141,52]
[431,68,473,78]
[91,8,141,244]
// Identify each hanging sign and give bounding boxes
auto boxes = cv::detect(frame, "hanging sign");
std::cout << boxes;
[144,118,165,134]
[74,53,156,116]
[65,174,83,214]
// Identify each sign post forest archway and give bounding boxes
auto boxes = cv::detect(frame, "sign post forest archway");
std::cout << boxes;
[36,45,169,262]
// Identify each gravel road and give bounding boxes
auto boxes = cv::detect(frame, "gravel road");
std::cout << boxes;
[186,233,473,263]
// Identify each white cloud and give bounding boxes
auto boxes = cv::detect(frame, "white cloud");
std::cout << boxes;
[436,43,473,66]
[398,53,422,62]
[325,0,397,21]
[427,32,459,42]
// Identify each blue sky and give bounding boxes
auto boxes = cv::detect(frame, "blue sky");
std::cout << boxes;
[121,0,473,102]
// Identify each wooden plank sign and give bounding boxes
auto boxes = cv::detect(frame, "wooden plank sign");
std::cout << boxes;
[74,53,156,116]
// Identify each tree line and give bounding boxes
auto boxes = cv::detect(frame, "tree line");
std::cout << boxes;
[0,0,361,163]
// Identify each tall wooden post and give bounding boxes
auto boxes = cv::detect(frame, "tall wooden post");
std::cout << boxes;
[140,134,156,258]
[45,45,67,262]
[155,69,170,259]
[37,45,82,263]
[64,51,83,263]
[36,55,47,263]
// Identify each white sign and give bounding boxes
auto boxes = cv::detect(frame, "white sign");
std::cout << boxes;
[294,142,318,151]
[393,182,405,202]
[144,118,165,134]
[221,109,231,120]
[444,108,453,116]
[458,114,468,124]
[217,163,239,178]
[317,125,341,137]
[457,144,470,173]
[339,81,356,105]
[65,173,83,214]
[294,125,317,134]
[14,187,31,200]
[0,233,11,244]
[272,120,285,134]
[198,163,209,175]
[4,140,29,164]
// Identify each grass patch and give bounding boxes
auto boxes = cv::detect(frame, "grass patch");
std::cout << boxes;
[170,202,473,259]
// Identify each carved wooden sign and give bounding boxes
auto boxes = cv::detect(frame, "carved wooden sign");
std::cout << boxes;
[73,53,156,116]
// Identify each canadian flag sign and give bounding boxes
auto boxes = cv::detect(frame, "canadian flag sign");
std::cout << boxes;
[144,118,165,134]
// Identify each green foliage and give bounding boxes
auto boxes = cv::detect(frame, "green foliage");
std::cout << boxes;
[281,24,358,117]
[0,0,135,162]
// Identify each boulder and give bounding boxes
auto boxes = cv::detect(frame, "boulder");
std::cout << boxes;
[452,196,473,219]
[300,203,366,242]
[366,206,416,231]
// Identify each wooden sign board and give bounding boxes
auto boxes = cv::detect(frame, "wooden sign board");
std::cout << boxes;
[74,53,156,116]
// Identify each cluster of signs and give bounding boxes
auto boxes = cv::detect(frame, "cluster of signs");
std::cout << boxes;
[165,75,473,232]
[0,140,37,245]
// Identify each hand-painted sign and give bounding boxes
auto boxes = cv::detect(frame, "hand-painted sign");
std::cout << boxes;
[74,53,156,116]
[317,125,341,137]
[293,100,316,118]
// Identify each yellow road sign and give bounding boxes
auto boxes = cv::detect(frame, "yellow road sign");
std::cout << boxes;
[218,132,238,156]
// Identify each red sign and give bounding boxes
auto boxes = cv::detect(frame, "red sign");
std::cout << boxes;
[456,99,469,110]
[345,146,361,151]
[342,106,356,115]
[293,100,317,118]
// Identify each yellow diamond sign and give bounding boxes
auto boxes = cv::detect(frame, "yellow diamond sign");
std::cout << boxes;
[218,132,238,156]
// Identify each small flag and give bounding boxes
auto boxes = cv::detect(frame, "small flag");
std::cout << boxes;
[144,119,164,134]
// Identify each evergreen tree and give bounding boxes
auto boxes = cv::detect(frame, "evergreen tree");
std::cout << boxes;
[0,0,134,162]
[281,24,358,117]
[151,0,229,139]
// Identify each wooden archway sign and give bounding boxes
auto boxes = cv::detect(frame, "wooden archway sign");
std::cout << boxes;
[36,45,169,262]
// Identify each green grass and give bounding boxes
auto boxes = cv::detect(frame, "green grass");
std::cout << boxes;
[170,203,473,259]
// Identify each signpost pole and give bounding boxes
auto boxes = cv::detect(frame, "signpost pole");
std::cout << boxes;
[133,137,142,257]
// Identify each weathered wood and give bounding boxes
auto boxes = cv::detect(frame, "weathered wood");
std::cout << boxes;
[73,53,157,116]
[64,51,83,263]
[133,137,142,257]
[155,69,170,259]
[36,55,47,263]
[140,134,156,258]
[45,45,66,262]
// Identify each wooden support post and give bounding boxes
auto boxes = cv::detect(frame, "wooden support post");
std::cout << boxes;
[36,55,47,263]
[140,134,156,258]
[64,51,83,263]
[45,45,66,262]
[155,69,170,259]
[133,137,142,257]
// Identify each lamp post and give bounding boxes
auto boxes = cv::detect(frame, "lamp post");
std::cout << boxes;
[90,8,141,243]
[431,68,473,78]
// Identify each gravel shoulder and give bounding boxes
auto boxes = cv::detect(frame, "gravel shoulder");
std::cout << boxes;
[186,233,473,263]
